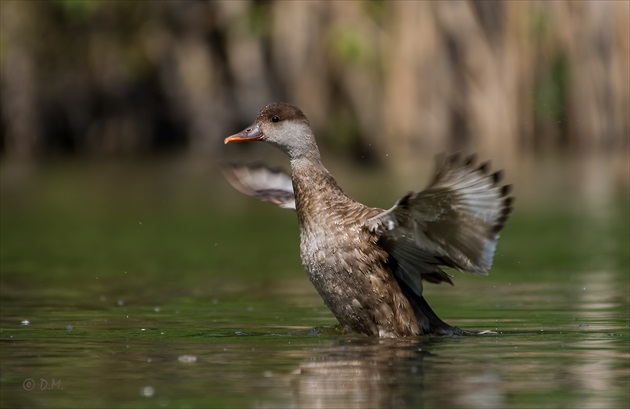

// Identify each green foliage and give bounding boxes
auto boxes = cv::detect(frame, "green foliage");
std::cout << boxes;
[534,56,570,123]
[329,26,371,65]
[245,2,272,37]
[56,0,101,19]
[363,0,388,24]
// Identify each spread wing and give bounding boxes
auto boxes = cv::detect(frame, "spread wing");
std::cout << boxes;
[366,153,513,296]
[222,164,296,210]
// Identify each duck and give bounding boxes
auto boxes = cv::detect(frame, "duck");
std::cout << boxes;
[223,102,513,337]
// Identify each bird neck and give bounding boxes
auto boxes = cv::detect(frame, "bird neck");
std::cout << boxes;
[290,157,351,222]
[285,138,321,163]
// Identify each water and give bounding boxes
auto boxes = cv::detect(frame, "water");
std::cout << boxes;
[1,159,628,409]
[1,282,627,409]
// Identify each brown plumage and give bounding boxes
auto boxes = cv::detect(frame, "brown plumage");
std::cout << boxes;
[223,102,514,337]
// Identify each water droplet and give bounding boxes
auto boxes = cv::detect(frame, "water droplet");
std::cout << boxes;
[20,320,30,326]
[66,324,74,331]
[178,355,198,363]
[141,386,155,397]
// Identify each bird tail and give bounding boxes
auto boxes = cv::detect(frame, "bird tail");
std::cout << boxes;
[398,279,466,335]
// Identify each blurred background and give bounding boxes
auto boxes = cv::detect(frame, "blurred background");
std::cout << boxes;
[1,0,628,163]
[1,1,628,295]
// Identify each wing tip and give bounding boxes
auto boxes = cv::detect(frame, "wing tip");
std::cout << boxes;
[221,162,296,210]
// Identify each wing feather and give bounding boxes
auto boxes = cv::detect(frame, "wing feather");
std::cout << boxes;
[366,153,514,293]
[222,164,296,210]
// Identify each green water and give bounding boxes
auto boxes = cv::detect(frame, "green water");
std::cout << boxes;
[1,159,628,409]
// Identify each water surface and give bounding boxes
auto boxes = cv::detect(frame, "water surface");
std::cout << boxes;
[1,160,628,409]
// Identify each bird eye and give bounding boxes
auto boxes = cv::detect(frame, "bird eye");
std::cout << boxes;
[271,115,280,123]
